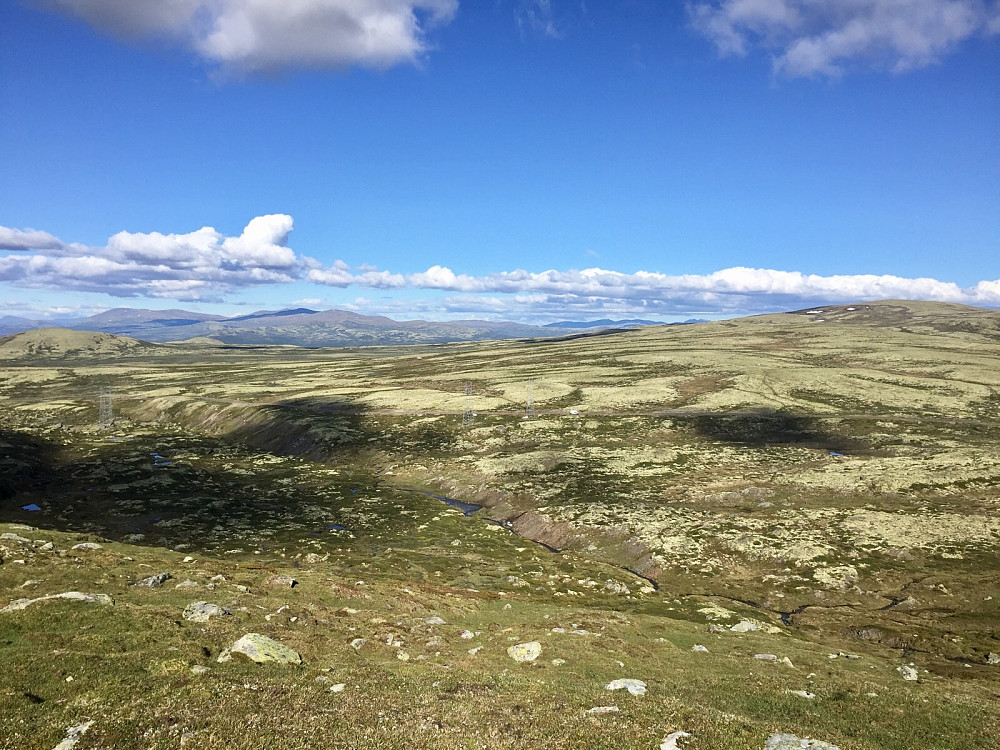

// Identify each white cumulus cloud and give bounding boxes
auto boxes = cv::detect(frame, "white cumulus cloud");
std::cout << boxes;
[45,0,459,72]
[689,0,1000,77]
[0,215,314,301]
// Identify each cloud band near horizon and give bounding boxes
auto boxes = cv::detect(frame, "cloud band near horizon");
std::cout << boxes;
[1,217,998,318]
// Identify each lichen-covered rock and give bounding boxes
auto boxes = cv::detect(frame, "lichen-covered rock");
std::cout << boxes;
[897,664,919,681]
[217,633,301,665]
[604,678,647,695]
[133,573,172,588]
[183,601,228,623]
[765,733,841,749]
[71,543,103,551]
[2,591,113,613]
[507,641,542,662]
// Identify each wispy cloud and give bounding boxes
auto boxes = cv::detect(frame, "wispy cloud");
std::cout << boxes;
[688,0,1000,77]
[3,217,999,316]
[514,0,562,38]
[44,0,459,73]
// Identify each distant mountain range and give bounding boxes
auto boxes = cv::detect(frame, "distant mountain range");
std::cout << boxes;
[0,307,670,348]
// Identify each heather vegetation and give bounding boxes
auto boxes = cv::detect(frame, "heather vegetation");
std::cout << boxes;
[2,301,998,749]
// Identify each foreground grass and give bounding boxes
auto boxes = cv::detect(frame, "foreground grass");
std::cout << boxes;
[1,523,996,750]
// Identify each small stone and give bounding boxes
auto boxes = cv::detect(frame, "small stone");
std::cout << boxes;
[780,657,795,668]
[183,556,195,563]
[53,721,93,750]
[330,683,346,693]
[788,690,816,699]
[133,573,172,588]
[425,616,446,625]
[730,620,759,633]
[350,638,367,650]
[460,630,475,639]
[986,653,1000,665]
[551,658,565,666]
[234,584,251,594]
[691,645,709,653]
[209,574,226,582]
[218,633,301,665]
[897,664,919,681]
[507,641,542,662]
[0,533,31,543]
[468,646,483,655]
[604,678,646,696]
[175,580,199,589]
[38,542,54,551]
[586,706,619,715]
[397,651,410,661]
[765,733,841,749]
[660,731,692,750]
[190,665,211,675]
[71,543,102,550]
[755,654,778,662]
[182,601,227,623]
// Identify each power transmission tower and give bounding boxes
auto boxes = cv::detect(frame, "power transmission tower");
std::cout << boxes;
[525,378,536,418]
[98,386,114,429]
[462,381,474,427]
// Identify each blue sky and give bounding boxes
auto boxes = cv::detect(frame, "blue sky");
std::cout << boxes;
[1,0,998,323]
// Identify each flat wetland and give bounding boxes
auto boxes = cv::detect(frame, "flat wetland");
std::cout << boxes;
[1,301,998,748]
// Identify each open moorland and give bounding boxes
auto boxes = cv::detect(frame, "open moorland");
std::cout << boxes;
[1,300,999,749]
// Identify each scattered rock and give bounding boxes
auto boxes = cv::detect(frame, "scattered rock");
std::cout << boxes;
[897,664,919,681]
[350,638,367,650]
[182,601,228,623]
[217,633,301,665]
[71,543,102,551]
[507,641,542,662]
[661,731,692,750]
[986,653,1000,665]
[460,630,475,639]
[133,573,172,588]
[190,665,211,675]
[550,658,565,666]
[604,678,646,696]
[425,616,446,625]
[53,721,93,750]
[604,580,631,595]
[330,683,346,693]
[692,645,710,653]
[175,580,199,589]
[2,592,113,613]
[754,653,778,662]
[788,690,816,699]
[1,533,31,543]
[730,620,758,633]
[264,575,297,589]
[765,733,841,749]
[468,646,483,655]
